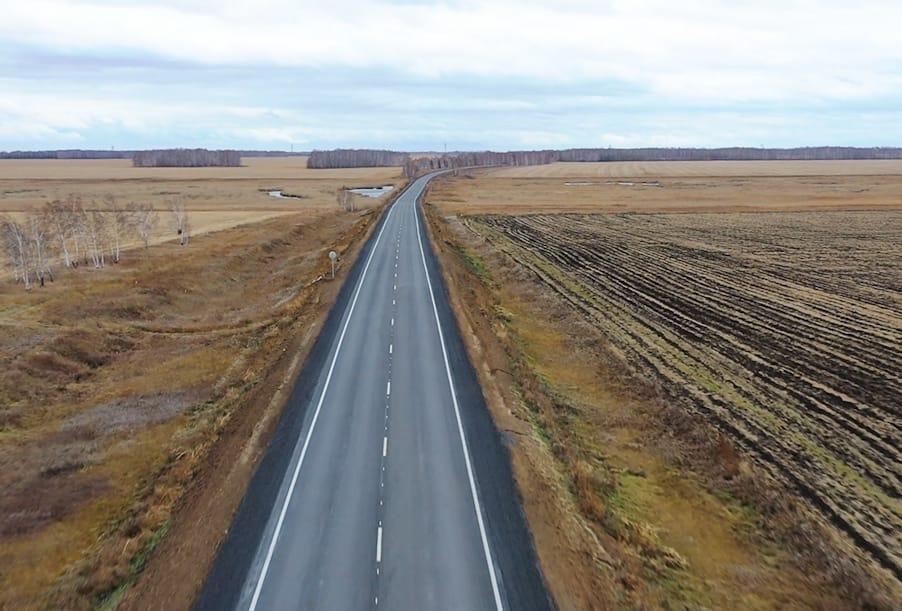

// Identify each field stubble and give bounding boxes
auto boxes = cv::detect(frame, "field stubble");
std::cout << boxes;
[472,211,901,580]
[435,161,902,215]
[426,166,901,607]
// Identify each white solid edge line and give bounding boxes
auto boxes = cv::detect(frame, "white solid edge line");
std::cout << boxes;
[414,201,504,611]
[247,205,397,611]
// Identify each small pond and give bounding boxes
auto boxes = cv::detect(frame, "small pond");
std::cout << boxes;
[349,185,394,198]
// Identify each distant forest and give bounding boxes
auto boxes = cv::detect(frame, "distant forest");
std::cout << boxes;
[308,146,902,174]
[0,149,308,160]
[3,146,901,170]
[132,149,241,167]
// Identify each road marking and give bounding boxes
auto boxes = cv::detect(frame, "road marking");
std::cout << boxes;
[414,203,504,611]
[246,205,397,611]
[383,436,388,457]
[393,284,397,291]
[391,317,394,326]
[389,343,393,355]
[386,381,391,396]
[393,299,396,306]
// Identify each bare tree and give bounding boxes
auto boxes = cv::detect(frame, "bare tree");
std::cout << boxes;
[44,199,75,268]
[28,213,53,286]
[336,189,356,212]
[1,215,30,288]
[129,201,159,249]
[66,195,90,267]
[169,198,190,245]
[80,202,106,268]
[102,195,129,263]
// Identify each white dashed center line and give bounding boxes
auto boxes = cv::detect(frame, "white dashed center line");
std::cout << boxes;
[376,526,383,562]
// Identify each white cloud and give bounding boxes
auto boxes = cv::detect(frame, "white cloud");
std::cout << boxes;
[2,1,900,101]
[1,1,900,149]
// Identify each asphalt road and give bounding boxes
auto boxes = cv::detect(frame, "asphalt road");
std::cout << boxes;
[197,173,551,610]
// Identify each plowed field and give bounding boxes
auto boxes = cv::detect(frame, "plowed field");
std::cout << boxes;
[470,211,901,582]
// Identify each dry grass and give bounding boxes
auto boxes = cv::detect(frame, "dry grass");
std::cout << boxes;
[0,159,393,609]
[431,164,902,215]
[0,156,401,181]
[0,156,402,239]
[490,159,902,178]
[424,165,901,609]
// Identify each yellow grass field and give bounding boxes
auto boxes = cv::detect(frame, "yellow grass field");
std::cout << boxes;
[0,157,403,239]
[0,157,403,609]
[431,161,902,216]
[0,156,400,181]
[490,159,902,178]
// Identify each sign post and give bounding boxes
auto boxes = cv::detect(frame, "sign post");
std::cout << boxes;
[329,251,337,279]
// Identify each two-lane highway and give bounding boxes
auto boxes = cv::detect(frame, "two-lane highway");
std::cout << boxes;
[197,173,551,610]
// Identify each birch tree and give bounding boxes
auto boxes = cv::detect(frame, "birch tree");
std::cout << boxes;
[67,195,89,267]
[102,195,127,263]
[129,201,159,249]
[336,189,356,212]
[28,213,53,286]
[81,203,106,268]
[169,198,190,245]
[1,215,29,288]
[44,200,75,268]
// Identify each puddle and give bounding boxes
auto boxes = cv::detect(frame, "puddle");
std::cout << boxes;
[349,185,394,198]
[268,190,305,199]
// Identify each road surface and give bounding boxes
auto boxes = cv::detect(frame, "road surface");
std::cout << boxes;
[197,173,551,610]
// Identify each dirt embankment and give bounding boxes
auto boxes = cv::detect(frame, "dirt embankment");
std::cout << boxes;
[0,203,386,609]
[422,198,898,609]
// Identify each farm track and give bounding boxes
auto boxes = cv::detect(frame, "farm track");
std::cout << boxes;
[469,211,901,581]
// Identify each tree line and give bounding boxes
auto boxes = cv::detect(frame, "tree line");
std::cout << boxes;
[1,197,190,290]
[132,149,241,167]
[308,146,902,175]
[0,149,309,160]
[554,146,902,162]
[307,149,410,168]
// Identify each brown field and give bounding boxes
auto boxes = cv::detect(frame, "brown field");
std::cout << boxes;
[424,165,901,608]
[491,159,902,178]
[474,211,901,571]
[0,157,402,240]
[0,156,399,180]
[0,158,400,609]
[436,161,902,216]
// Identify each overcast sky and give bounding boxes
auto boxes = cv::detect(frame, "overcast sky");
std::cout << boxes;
[2,0,900,151]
